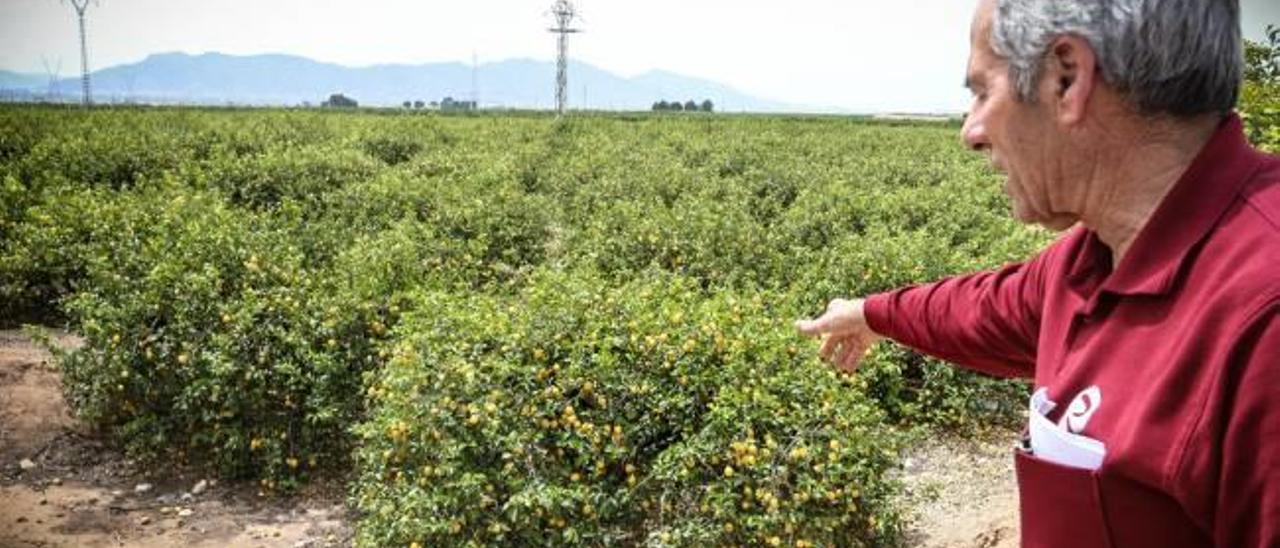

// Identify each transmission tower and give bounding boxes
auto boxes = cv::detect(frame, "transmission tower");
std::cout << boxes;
[63,0,97,106]
[472,51,480,108]
[41,56,63,103]
[547,0,581,115]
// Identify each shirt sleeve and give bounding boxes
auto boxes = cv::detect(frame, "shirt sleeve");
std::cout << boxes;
[861,244,1056,379]
[1209,302,1280,548]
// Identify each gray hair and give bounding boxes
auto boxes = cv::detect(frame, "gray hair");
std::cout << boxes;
[990,0,1242,117]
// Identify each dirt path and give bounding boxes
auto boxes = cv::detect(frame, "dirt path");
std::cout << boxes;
[0,329,352,548]
[1,327,1018,547]
[900,431,1020,547]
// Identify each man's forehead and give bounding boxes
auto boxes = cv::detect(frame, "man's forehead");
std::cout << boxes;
[970,0,995,47]
[965,0,1000,85]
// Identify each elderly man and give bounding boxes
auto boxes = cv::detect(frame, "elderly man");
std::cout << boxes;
[797,0,1278,546]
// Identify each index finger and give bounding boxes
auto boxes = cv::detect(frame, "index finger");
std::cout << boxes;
[794,316,830,337]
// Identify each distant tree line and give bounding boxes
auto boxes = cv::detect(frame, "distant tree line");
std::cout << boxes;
[653,99,714,112]
[400,97,476,111]
[322,93,358,108]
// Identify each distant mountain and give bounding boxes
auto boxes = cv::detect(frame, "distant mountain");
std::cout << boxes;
[0,52,795,112]
[0,70,46,90]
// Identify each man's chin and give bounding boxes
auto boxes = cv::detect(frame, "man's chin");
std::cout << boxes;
[1040,216,1078,232]
[1011,205,1076,232]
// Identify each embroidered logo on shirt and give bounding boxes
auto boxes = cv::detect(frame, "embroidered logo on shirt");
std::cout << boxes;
[1060,385,1102,434]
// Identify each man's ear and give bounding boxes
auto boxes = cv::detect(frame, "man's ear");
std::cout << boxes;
[1045,35,1097,125]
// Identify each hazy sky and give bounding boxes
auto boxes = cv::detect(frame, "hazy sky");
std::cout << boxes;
[3,0,1279,112]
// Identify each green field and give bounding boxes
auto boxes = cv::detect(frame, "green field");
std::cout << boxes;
[1,106,1060,546]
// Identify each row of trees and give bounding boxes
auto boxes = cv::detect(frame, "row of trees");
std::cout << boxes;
[324,95,719,113]
[653,99,714,112]
[322,93,358,108]
[400,97,478,111]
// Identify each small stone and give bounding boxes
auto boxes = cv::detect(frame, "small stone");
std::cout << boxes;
[159,507,172,515]
[38,499,47,506]
[134,483,153,494]
[19,458,36,471]
[180,492,194,503]
[50,477,62,486]
[177,508,194,518]
[139,516,152,526]
[191,479,209,495]
[111,489,124,497]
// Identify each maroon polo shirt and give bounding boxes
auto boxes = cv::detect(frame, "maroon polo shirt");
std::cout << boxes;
[864,114,1280,547]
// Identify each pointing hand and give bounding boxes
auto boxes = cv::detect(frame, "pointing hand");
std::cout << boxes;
[795,298,883,374]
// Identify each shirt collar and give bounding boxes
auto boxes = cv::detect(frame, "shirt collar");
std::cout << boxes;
[1069,114,1264,299]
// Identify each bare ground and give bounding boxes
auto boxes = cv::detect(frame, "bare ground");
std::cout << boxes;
[899,430,1020,548]
[0,327,1018,547]
[0,329,352,548]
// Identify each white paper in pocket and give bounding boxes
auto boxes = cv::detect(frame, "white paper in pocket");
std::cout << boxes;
[1028,388,1107,471]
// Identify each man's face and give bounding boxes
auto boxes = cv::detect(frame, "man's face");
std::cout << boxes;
[961,0,1078,231]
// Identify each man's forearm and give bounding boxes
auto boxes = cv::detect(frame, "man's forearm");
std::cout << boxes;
[862,262,1045,379]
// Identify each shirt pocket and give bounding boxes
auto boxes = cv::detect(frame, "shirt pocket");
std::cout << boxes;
[1015,448,1112,548]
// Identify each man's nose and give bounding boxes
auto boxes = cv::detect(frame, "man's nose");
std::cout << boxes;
[961,114,989,152]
